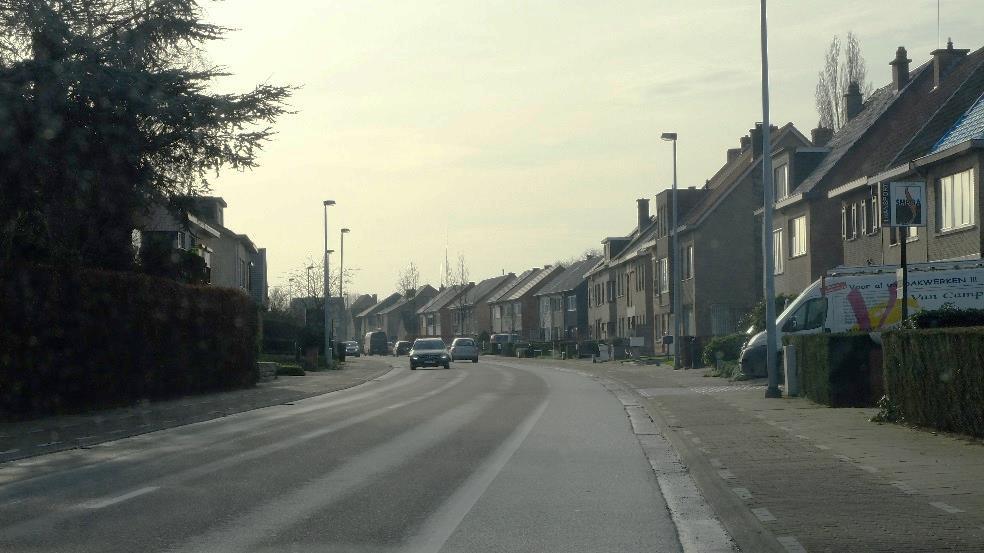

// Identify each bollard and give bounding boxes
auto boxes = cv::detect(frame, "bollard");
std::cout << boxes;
[783,344,799,397]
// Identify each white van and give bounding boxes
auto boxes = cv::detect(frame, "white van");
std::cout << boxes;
[739,260,984,375]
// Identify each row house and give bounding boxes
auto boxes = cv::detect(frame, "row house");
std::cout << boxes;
[344,294,377,341]
[488,266,562,339]
[488,269,535,334]
[673,123,813,342]
[534,256,597,341]
[377,284,437,341]
[830,43,984,270]
[416,284,473,342]
[769,42,984,297]
[355,292,401,338]
[449,273,516,337]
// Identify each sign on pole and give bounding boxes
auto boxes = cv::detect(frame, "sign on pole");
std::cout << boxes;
[881,181,927,227]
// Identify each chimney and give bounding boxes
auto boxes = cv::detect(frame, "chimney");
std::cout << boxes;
[727,148,741,163]
[811,126,833,147]
[740,135,751,150]
[636,198,650,230]
[750,123,764,158]
[931,39,969,88]
[890,46,911,91]
[843,82,862,121]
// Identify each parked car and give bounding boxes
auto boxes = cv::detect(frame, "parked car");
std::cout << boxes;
[344,341,360,357]
[393,340,412,356]
[409,338,450,370]
[489,333,519,352]
[449,337,479,363]
[363,330,389,355]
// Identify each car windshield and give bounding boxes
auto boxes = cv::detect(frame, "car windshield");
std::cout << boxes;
[6,3,980,552]
[413,339,445,350]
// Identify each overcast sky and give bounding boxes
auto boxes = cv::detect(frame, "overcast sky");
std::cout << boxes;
[203,0,980,297]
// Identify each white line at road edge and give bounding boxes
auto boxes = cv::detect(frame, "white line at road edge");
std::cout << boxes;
[403,399,549,553]
[77,486,159,509]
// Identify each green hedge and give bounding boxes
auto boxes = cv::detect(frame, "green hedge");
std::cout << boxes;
[784,333,882,407]
[0,264,258,419]
[882,328,984,437]
[906,305,984,329]
[701,333,746,366]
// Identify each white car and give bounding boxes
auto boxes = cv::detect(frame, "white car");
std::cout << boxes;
[449,337,479,363]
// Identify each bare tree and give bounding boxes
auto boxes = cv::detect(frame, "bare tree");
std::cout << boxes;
[267,286,291,314]
[396,261,421,297]
[815,32,873,131]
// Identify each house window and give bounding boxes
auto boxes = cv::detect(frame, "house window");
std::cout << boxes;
[870,187,880,233]
[513,302,522,316]
[683,246,694,279]
[790,216,807,257]
[859,199,867,236]
[774,164,789,200]
[850,203,858,239]
[940,168,975,231]
[773,229,784,274]
[658,257,669,294]
[841,206,847,239]
[494,305,501,319]
[566,295,576,311]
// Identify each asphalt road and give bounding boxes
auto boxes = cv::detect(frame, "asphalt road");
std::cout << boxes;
[0,359,685,552]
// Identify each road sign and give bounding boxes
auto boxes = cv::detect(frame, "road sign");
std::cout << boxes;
[881,181,926,227]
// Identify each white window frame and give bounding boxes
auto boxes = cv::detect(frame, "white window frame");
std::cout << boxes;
[850,203,858,239]
[683,245,694,280]
[790,216,807,257]
[940,168,975,231]
[841,206,847,239]
[774,164,789,200]
[566,295,576,311]
[773,228,784,274]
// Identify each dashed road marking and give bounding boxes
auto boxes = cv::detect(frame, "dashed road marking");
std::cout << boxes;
[717,469,736,480]
[78,486,160,509]
[930,501,964,514]
[732,487,752,500]
[709,458,724,468]
[891,481,917,495]
[816,444,830,450]
[751,507,776,522]
[691,437,702,445]
[834,454,851,462]
[858,465,878,474]
[794,434,809,440]
[777,535,807,553]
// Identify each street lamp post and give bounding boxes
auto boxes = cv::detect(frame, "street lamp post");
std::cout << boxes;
[340,228,350,342]
[661,132,681,369]
[759,1,781,398]
[323,200,336,366]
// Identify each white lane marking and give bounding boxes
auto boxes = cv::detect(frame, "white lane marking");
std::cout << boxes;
[858,465,878,473]
[930,501,964,514]
[0,449,21,455]
[777,535,807,552]
[816,444,830,450]
[168,392,505,553]
[732,487,752,500]
[691,437,702,445]
[709,458,724,468]
[626,406,660,435]
[403,400,549,553]
[717,469,736,480]
[891,481,917,495]
[78,486,159,509]
[751,507,776,522]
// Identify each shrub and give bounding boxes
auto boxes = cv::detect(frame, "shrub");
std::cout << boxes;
[701,333,747,366]
[904,304,984,329]
[276,364,305,376]
[738,294,797,333]
[882,328,984,437]
[784,333,882,407]
[0,264,258,419]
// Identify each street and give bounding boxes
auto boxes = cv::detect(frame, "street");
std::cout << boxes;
[0,360,699,553]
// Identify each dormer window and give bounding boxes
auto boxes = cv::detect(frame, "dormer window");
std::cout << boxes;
[774,164,789,200]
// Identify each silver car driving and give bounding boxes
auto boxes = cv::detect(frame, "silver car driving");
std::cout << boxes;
[449,337,479,363]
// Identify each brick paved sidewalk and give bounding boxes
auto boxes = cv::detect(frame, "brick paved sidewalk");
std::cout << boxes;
[529,357,984,553]
[0,357,396,464]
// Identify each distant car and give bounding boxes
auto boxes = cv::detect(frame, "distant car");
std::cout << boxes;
[449,337,479,363]
[409,338,450,370]
[363,330,389,355]
[344,341,360,357]
[393,340,412,356]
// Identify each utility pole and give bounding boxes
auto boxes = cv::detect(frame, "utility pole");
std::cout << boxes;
[323,200,336,366]
[661,132,680,369]
[340,228,350,340]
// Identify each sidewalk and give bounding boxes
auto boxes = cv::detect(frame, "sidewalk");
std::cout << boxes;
[0,357,395,464]
[534,357,984,553]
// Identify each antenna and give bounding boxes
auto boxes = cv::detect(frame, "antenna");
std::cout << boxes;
[937,0,941,49]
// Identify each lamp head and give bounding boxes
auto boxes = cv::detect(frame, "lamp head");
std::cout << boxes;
[660,132,677,141]
[341,228,350,234]
[323,200,336,206]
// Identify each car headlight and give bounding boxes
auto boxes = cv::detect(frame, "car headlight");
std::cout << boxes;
[441,353,449,359]
[411,355,419,360]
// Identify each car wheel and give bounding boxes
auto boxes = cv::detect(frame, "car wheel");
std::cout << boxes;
[410,364,417,370]
[472,357,478,363]
[444,363,450,369]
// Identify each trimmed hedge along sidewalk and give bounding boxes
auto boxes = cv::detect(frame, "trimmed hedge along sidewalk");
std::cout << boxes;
[883,328,984,438]
[0,265,258,419]
[785,333,883,408]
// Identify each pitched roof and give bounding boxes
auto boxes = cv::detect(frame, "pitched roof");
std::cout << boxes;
[349,294,376,313]
[683,123,808,228]
[377,284,437,315]
[487,269,536,303]
[416,284,469,315]
[791,81,903,197]
[502,266,562,301]
[453,274,515,308]
[535,257,598,296]
[357,292,401,318]
[933,91,984,152]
